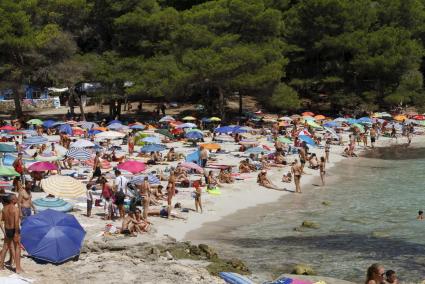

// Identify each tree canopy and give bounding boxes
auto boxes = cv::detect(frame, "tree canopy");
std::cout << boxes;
[1,0,425,117]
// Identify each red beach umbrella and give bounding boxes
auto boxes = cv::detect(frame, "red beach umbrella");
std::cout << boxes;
[117,160,147,174]
[0,125,17,131]
[28,162,58,172]
[413,115,425,120]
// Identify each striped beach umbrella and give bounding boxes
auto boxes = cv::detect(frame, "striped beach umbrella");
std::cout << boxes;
[95,131,125,139]
[80,121,98,130]
[70,139,95,148]
[130,174,160,185]
[66,148,91,161]
[40,176,85,198]
[23,136,48,145]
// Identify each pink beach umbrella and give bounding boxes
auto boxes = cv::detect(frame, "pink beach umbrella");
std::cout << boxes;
[180,162,203,173]
[28,162,58,172]
[117,160,147,174]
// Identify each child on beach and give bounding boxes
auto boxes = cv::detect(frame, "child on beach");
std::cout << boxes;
[193,180,203,213]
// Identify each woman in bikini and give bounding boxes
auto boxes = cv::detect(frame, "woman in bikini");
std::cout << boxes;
[319,156,326,186]
[138,177,150,221]
[166,172,176,218]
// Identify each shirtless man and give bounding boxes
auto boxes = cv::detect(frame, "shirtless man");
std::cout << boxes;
[166,172,176,218]
[138,177,150,221]
[0,195,22,273]
[200,147,209,168]
[90,152,101,182]
[291,160,302,193]
[18,184,36,218]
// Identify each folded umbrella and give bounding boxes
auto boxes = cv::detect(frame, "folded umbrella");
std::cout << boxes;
[21,209,86,264]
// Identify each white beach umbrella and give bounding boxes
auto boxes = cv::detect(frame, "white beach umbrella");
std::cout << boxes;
[40,176,85,198]
[95,131,125,139]
[70,139,95,148]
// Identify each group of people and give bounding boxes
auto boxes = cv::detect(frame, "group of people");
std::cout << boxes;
[366,263,398,284]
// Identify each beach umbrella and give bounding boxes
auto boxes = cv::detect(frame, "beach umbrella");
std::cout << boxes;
[70,139,95,148]
[41,176,85,198]
[87,129,102,136]
[323,121,338,128]
[41,120,55,128]
[80,121,98,130]
[306,120,321,128]
[302,116,315,121]
[108,119,122,125]
[357,117,372,124]
[233,127,248,134]
[27,119,43,126]
[246,147,269,154]
[93,127,107,132]
[21,209,86,264]
[52,121,66,127]
[117,160,146,174]
[278,116,292,121]
[130,174,160,185]
[28,162,58,172]
[201,117,211,123]
[176,123,197,129]
[58,124,73,135]
[108,123,128,130]
[155,129,174,139]
[185,131,203,140]
[66,148,91,161]
[182,116,196,121]
[299,135,316,146]
[394,114,407,122]
[72,128,85,136]
[186,128,203,134]
[0,167,20,176]
[33,197,72,212]
[95,131,125,139]
[159,115,175,123]
[0,144,16,152]
[290,114,301,119]
[215,126,234,134]
[351,123,365,132]
[0,125,17,131]
[180,162,203,173]
[346,118,357,125]
[142,136,161,144]
[210,117,221,122]
[130,124,145,130]
[200,143,221,150]
[314,114,326,120]
[302,111,314,117]
[324,127,339,139]
[140,144,167,153]
[277,137,292,144]
[334,117,347,123]
[413,115,425,120]
[23,136,48,145]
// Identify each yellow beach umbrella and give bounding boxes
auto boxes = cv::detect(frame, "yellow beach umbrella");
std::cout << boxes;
[40,176,85,198]
[182,116,197,121]
[307,120,321,128]
[210,117,221,122]
[394,114,407,122]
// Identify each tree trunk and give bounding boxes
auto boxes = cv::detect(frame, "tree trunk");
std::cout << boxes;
[78,94,86,121]
[12,87,23,119]
[238,92,242,117]
[218,87,225,121]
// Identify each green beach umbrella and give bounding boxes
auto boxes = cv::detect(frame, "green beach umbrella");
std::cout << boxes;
[351,123,365,132]
[155,129,174,139]
[0,144,17,153]
[0,167,20,177]
[27,119,43,125]
[307,120,322,128]
[277,137,292,144]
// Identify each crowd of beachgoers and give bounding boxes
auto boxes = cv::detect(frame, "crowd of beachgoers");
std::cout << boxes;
[0,109,420,283]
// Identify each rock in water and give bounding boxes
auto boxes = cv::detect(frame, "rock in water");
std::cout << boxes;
[292,264,316,275]
[301,220,320,229]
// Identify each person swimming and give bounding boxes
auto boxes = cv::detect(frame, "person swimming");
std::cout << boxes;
[417,210,424,220]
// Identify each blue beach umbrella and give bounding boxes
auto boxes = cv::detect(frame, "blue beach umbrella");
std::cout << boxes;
[232,127,248,134]
[23,136,48,145]
[215,126,234,134]
[185,131,203,140]
[334,117,347,123]
[108,123,127,130]
[66,148,91,161]
[52,121,66,127]
[108,120,121,125]
[21,209,86,264]
[130,174,160,185]
[142,136,161,144]
[346,118,357,125]
[59,124,73,135]
[130,124,145,130]
[299,135,316,146]
[80,121,98,130]
[323,121,338,128]
[0,144,17,153]
[357,117,372,124]
[42,120,56,128]
[140,144,166,153]
[245,147,268,154]
[88,129,102,136]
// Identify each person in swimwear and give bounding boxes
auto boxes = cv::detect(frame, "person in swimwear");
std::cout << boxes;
[18,183,36,219]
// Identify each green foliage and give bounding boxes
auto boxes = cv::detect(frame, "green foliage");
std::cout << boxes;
[267,83,300,111]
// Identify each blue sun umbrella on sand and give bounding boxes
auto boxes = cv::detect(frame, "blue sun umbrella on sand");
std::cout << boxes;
[185,131,203,140]
[140,144,166,153]
[21,209,86,264]
[299,135,316,146]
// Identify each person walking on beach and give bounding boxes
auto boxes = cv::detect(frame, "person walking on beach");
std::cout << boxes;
[365,263,385,284]
[90,152,101,182]
[128,133,135,156]
[319,156,326,186]
[291,160,302,193]
[17,183,36,219]
[114,170,127,220]
[86,183,95,217]
[167,171,176,218]
[193,180,203,213]
[138,177,150,221]
[299,145,307,171]
[200,146,209,168]
[370,127,377,148]
[0,195,23,273]
[324,139,331,162]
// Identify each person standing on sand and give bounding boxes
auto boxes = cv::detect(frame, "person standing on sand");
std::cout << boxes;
[291,160,302,193]
[365,263,385,284]
[200,146,209,168]
[324,139,331,163]
[90,152,101,182]
[407,130,412,146]
[319,156,326,186]
[370,127,377,148]
[299,146,307,172]
[114,170,127,220]
[193,180,203,213]
[128,133,135,156]
[138,177,150,221]
[12,153,24,183]
[17,183,36,219]
[0,195,23,273]
[167,171,176,218]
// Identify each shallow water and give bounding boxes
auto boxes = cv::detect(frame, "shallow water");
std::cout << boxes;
[189,147,425,282]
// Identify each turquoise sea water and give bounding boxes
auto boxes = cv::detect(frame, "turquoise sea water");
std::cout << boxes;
[188,146,425,282]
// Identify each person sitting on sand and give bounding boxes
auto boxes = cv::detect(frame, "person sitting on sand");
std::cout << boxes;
[239,160,251,173]
[218,168,234,184]
[132,208,150,233]
[120,212,137,236]
[282,172,292,183]
[207,170,220,189]
[275,152,286,165]
[166,148,176,161]
[146,151,158,165]
[308,153,319,169]
[257,170,282,190]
